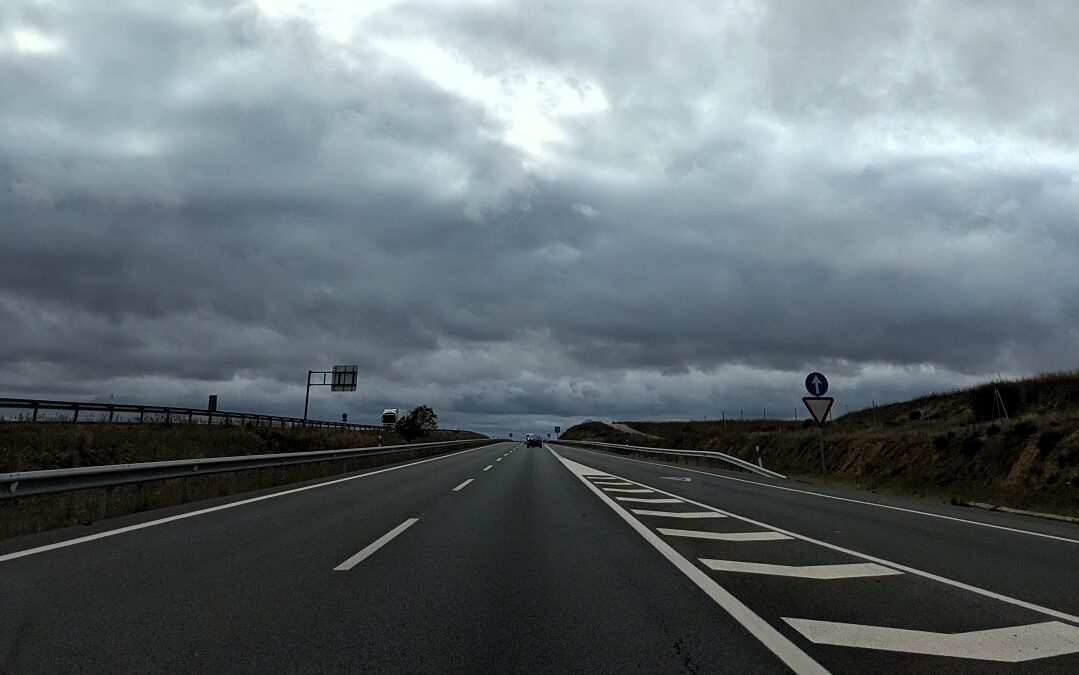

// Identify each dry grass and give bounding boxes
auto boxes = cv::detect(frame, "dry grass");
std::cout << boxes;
[0,422,484,473]
[563,371,1079,517]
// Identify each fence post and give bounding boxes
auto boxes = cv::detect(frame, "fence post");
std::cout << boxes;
[108,405,114,423]
[139,407,145,423]
[32,402,39,422]
[72,403,80,423]
[165,408,170,424]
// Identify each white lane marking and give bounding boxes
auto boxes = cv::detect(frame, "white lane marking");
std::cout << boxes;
[563,445,1079,545]
[0,444,497,563]
[659,528,793,542]
[483,465,493,471]
[453,479,474,492]
[549,449,828,674]
[631,509,726,519]
[616,497,684,504]
[334,518,418,572]
[558,452,1079,626]
[601,487,654,493]
[592,481,635,486]
[701,560,902,579]
[496,458,502,462]
[662,476,692,482]
[784,619,1079,662]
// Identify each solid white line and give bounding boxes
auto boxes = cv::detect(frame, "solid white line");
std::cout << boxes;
[631,509,726,518]
[615,497,684,504]
[568,457,1079,626]
[453,479,474,492]
[483,465,493,471]
[334,518,418,571]
[0,445,489,563]
[601,487,654,493]
[549,449,828,674]
[701,560,902,579]
[592,481,635,486]
[562,445,1079,545]
[658,528,793,542]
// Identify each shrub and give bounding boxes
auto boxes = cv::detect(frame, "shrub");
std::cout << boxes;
[1037,430,1064,457]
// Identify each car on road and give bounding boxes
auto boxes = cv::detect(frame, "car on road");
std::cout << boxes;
[525,434,542,447]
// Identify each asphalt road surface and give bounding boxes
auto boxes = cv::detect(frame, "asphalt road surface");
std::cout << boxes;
[2,441,1077,673]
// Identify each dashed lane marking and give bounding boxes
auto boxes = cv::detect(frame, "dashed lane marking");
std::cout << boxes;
[452,479,474,492]
[658,528,793,542]
[0,445,488,563]
[601,487,654,493]
[784,619,1079,663]
[334,518,418,572]
[561,445,1079,545]
[560,450,1079,626]
[701,560,902,579]
[550,449,828,674]
[483,465,493,471]
[615,497,684,504]
[631,509,726,519]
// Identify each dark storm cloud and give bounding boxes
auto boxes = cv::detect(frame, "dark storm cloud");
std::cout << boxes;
[2,0,1078,433]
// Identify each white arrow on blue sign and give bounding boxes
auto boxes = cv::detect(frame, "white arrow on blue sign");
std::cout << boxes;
[805,372,828,396]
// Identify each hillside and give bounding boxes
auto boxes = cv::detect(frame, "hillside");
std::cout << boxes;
[561,372,1079,517]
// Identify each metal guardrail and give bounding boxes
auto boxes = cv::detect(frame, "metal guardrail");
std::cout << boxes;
[0,397,385,430]
[0,438,497,498]
[551,439,787,480]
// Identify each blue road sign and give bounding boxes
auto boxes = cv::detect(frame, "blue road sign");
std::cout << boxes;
[805,372,829,396]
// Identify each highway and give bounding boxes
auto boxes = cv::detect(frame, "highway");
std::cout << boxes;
[2,441,1077,673]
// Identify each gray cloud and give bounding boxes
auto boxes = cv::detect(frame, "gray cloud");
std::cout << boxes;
[2,1,1077,436]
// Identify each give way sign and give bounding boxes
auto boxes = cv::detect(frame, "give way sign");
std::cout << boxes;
[803,397,834,426]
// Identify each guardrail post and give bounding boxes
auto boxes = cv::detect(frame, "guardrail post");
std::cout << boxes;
[188,410,193,424]
[139,407,145,423]
[32,402,38,422]
[72,403,79,423]
[165,408,171,424]
[108,405,114,423]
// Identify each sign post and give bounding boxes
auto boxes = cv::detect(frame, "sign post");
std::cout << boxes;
[303,365,358,423]
[802,372,834,475]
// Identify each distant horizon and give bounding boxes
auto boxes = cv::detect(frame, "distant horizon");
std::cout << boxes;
[3,1,1078,433]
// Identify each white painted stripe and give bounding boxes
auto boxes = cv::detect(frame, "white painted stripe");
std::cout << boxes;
[658,528,793,542]
[784,618,1079,662]
[701,560,902,579]
[0,445,490,563]
[555,448,1079,625]
[483,465,493,471]
[334,518,418,571]
[453,479,473,492]
[601,487,654,493]
[496,458,502,462]
[564,445,1079,545]
[631,509,726,519]
[593,481,635,486]
[549,449,828,675]
[615,497,684,504]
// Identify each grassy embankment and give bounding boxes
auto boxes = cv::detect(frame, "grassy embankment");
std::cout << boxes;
[562,372,1079,518]
[0,423,486,539]
[0,422,482,473]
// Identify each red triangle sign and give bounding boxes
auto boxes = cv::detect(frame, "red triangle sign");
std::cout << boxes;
[803,397,834,426]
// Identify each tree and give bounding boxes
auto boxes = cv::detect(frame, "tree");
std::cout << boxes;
[395,405,438,441]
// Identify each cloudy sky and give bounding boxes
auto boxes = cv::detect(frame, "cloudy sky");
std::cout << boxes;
[2,1,1077,435]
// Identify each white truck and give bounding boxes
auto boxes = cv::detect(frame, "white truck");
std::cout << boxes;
[381,408,400,428]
